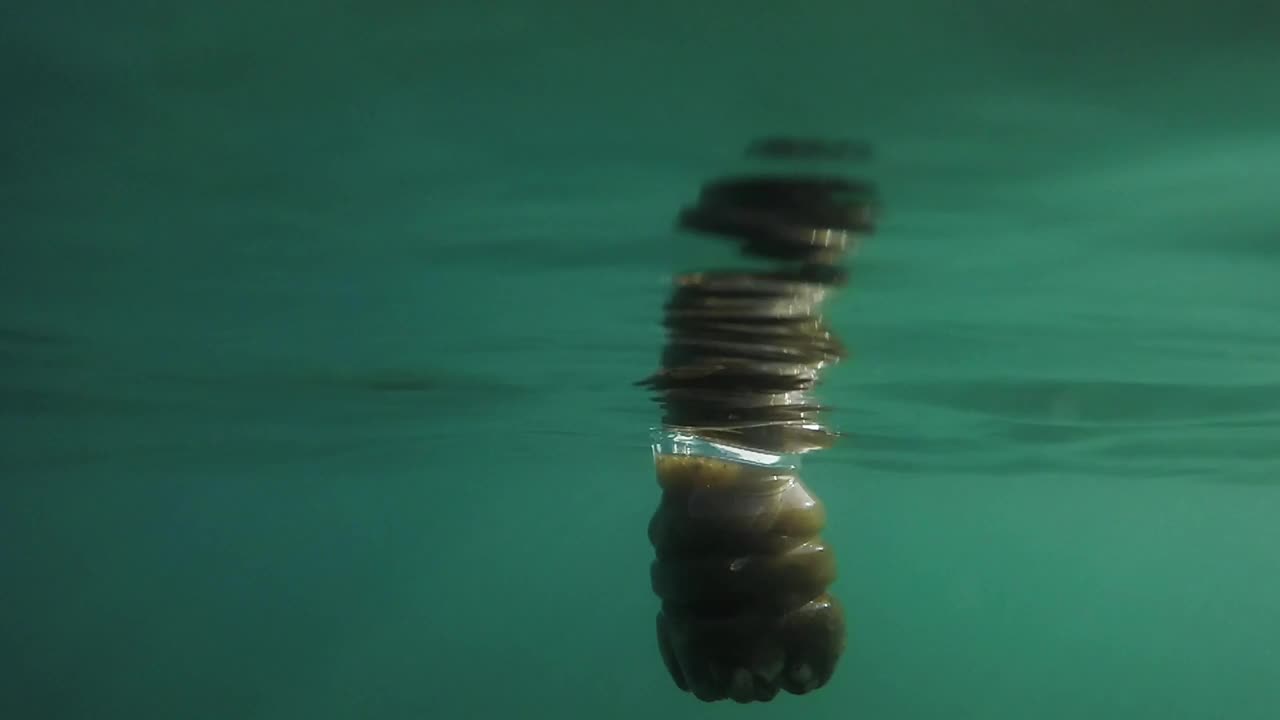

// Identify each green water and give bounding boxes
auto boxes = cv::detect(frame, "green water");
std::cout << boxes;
[4,2,1279,718]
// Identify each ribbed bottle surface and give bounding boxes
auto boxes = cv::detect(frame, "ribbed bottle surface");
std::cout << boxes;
[648,432,843,702]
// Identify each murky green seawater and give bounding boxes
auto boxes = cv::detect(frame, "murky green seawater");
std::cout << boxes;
[4,2,1279,718]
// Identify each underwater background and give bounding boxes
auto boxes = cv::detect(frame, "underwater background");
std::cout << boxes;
[4,1,1279,718]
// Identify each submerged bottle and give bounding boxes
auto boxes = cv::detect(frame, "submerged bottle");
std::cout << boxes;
[648,432,844,702]
[639,139,878,703]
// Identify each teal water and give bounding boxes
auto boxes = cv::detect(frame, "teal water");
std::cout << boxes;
[4,2,1280,718]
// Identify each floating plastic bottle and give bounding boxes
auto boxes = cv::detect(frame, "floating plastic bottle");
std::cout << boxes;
[639,138,879,703]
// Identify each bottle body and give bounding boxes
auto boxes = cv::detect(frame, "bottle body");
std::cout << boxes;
[648,430,844,703]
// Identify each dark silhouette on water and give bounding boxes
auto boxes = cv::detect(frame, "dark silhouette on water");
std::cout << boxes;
[639,139,879,702]
[746,136,874,162]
